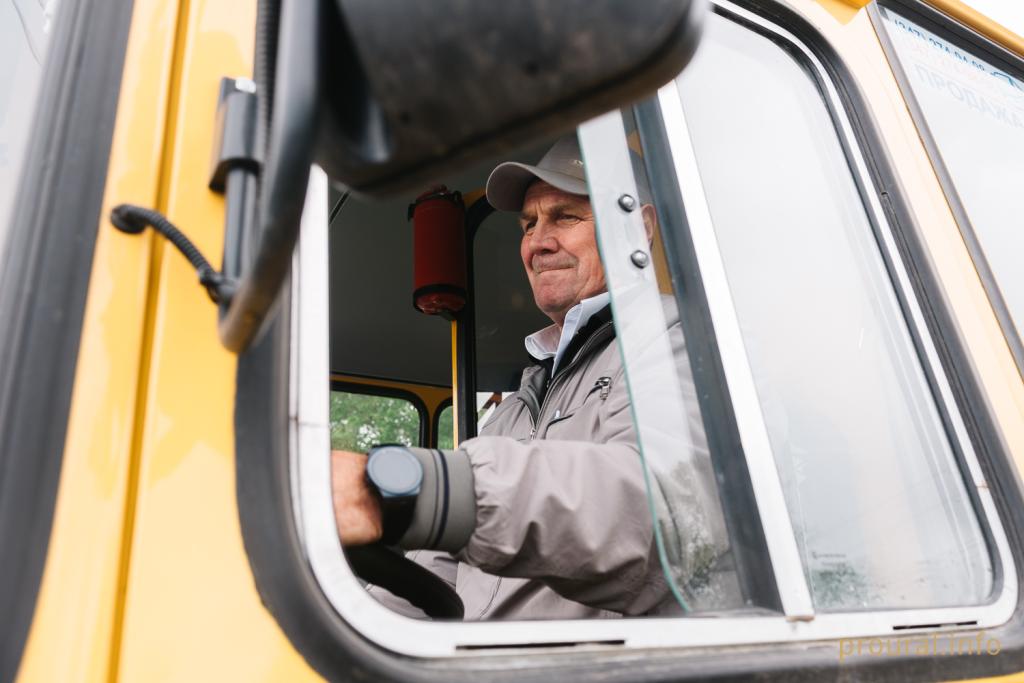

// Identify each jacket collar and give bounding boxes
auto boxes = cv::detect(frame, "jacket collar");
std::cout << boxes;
[517,303,616,420]
[524,292,612,373]
[518,293,680,411]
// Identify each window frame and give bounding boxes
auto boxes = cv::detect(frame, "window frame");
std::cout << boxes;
[644,0,1015,624]
[329,380,429,449]
[235,0,1024,680]
[869,0,1024,380]
[433,397,454,448]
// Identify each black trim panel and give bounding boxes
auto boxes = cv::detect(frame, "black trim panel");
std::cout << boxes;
[0,0,136,677]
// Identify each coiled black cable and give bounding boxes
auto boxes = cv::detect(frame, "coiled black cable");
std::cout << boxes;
[110,203,236,303]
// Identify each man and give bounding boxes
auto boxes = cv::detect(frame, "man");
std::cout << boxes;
[332,135,731,619]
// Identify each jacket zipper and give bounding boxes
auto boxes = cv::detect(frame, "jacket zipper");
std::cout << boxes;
[529,321,614,441]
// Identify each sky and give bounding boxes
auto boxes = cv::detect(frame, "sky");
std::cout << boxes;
[962,0,1024,36]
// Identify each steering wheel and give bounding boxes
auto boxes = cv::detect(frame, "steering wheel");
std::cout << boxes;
[344,545,464,619]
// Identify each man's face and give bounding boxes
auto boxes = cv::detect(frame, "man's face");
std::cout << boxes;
[519,181,606,327]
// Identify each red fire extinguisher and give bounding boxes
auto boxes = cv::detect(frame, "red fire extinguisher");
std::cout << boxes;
[408,186,467,318]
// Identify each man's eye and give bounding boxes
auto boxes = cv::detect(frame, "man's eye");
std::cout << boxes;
[521,221,536,234]
[559,214,581,224]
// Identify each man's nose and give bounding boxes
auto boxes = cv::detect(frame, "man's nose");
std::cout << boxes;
[526,218,559,253]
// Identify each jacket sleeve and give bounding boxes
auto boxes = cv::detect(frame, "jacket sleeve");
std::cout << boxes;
[456,384,670,615]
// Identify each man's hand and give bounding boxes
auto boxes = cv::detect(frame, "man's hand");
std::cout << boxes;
[331,450,383,545]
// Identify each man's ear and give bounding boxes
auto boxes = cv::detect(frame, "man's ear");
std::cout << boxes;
[641,204,657,246]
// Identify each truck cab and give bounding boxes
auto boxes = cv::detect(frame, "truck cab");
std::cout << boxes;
[4,0,1024,681]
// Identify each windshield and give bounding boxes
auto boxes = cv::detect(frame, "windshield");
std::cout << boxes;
[878,6,1024,368]
[1,0,60,262]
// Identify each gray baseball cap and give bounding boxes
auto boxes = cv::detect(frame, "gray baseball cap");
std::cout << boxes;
[486,135,651,212]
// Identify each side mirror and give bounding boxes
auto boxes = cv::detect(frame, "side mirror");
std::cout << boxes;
[317,0,707,195]
[217,0,707,351]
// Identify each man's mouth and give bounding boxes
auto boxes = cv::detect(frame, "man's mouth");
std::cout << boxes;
[532,260,574,274]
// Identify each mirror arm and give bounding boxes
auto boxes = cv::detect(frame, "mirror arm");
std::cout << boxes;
[215,0,321,353]
[209,76,260,296]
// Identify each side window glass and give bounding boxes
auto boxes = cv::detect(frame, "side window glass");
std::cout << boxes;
[0,0,60,260]
[475,391,509,429]
[434,393,512,449]
[330,388,424,450]
[666,11,992,610]
[876,7,1024,368]
[435,403,454,449]
[581,115,747,613]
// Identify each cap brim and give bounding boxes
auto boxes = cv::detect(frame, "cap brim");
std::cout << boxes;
[485,162,588,212]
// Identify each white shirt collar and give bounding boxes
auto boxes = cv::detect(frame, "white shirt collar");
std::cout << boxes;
[524,292,611,373]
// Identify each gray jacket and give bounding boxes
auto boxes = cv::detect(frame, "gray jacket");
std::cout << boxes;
[373,300,736,619]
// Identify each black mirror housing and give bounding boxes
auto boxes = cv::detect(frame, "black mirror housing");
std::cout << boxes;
[316,0,707,195]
